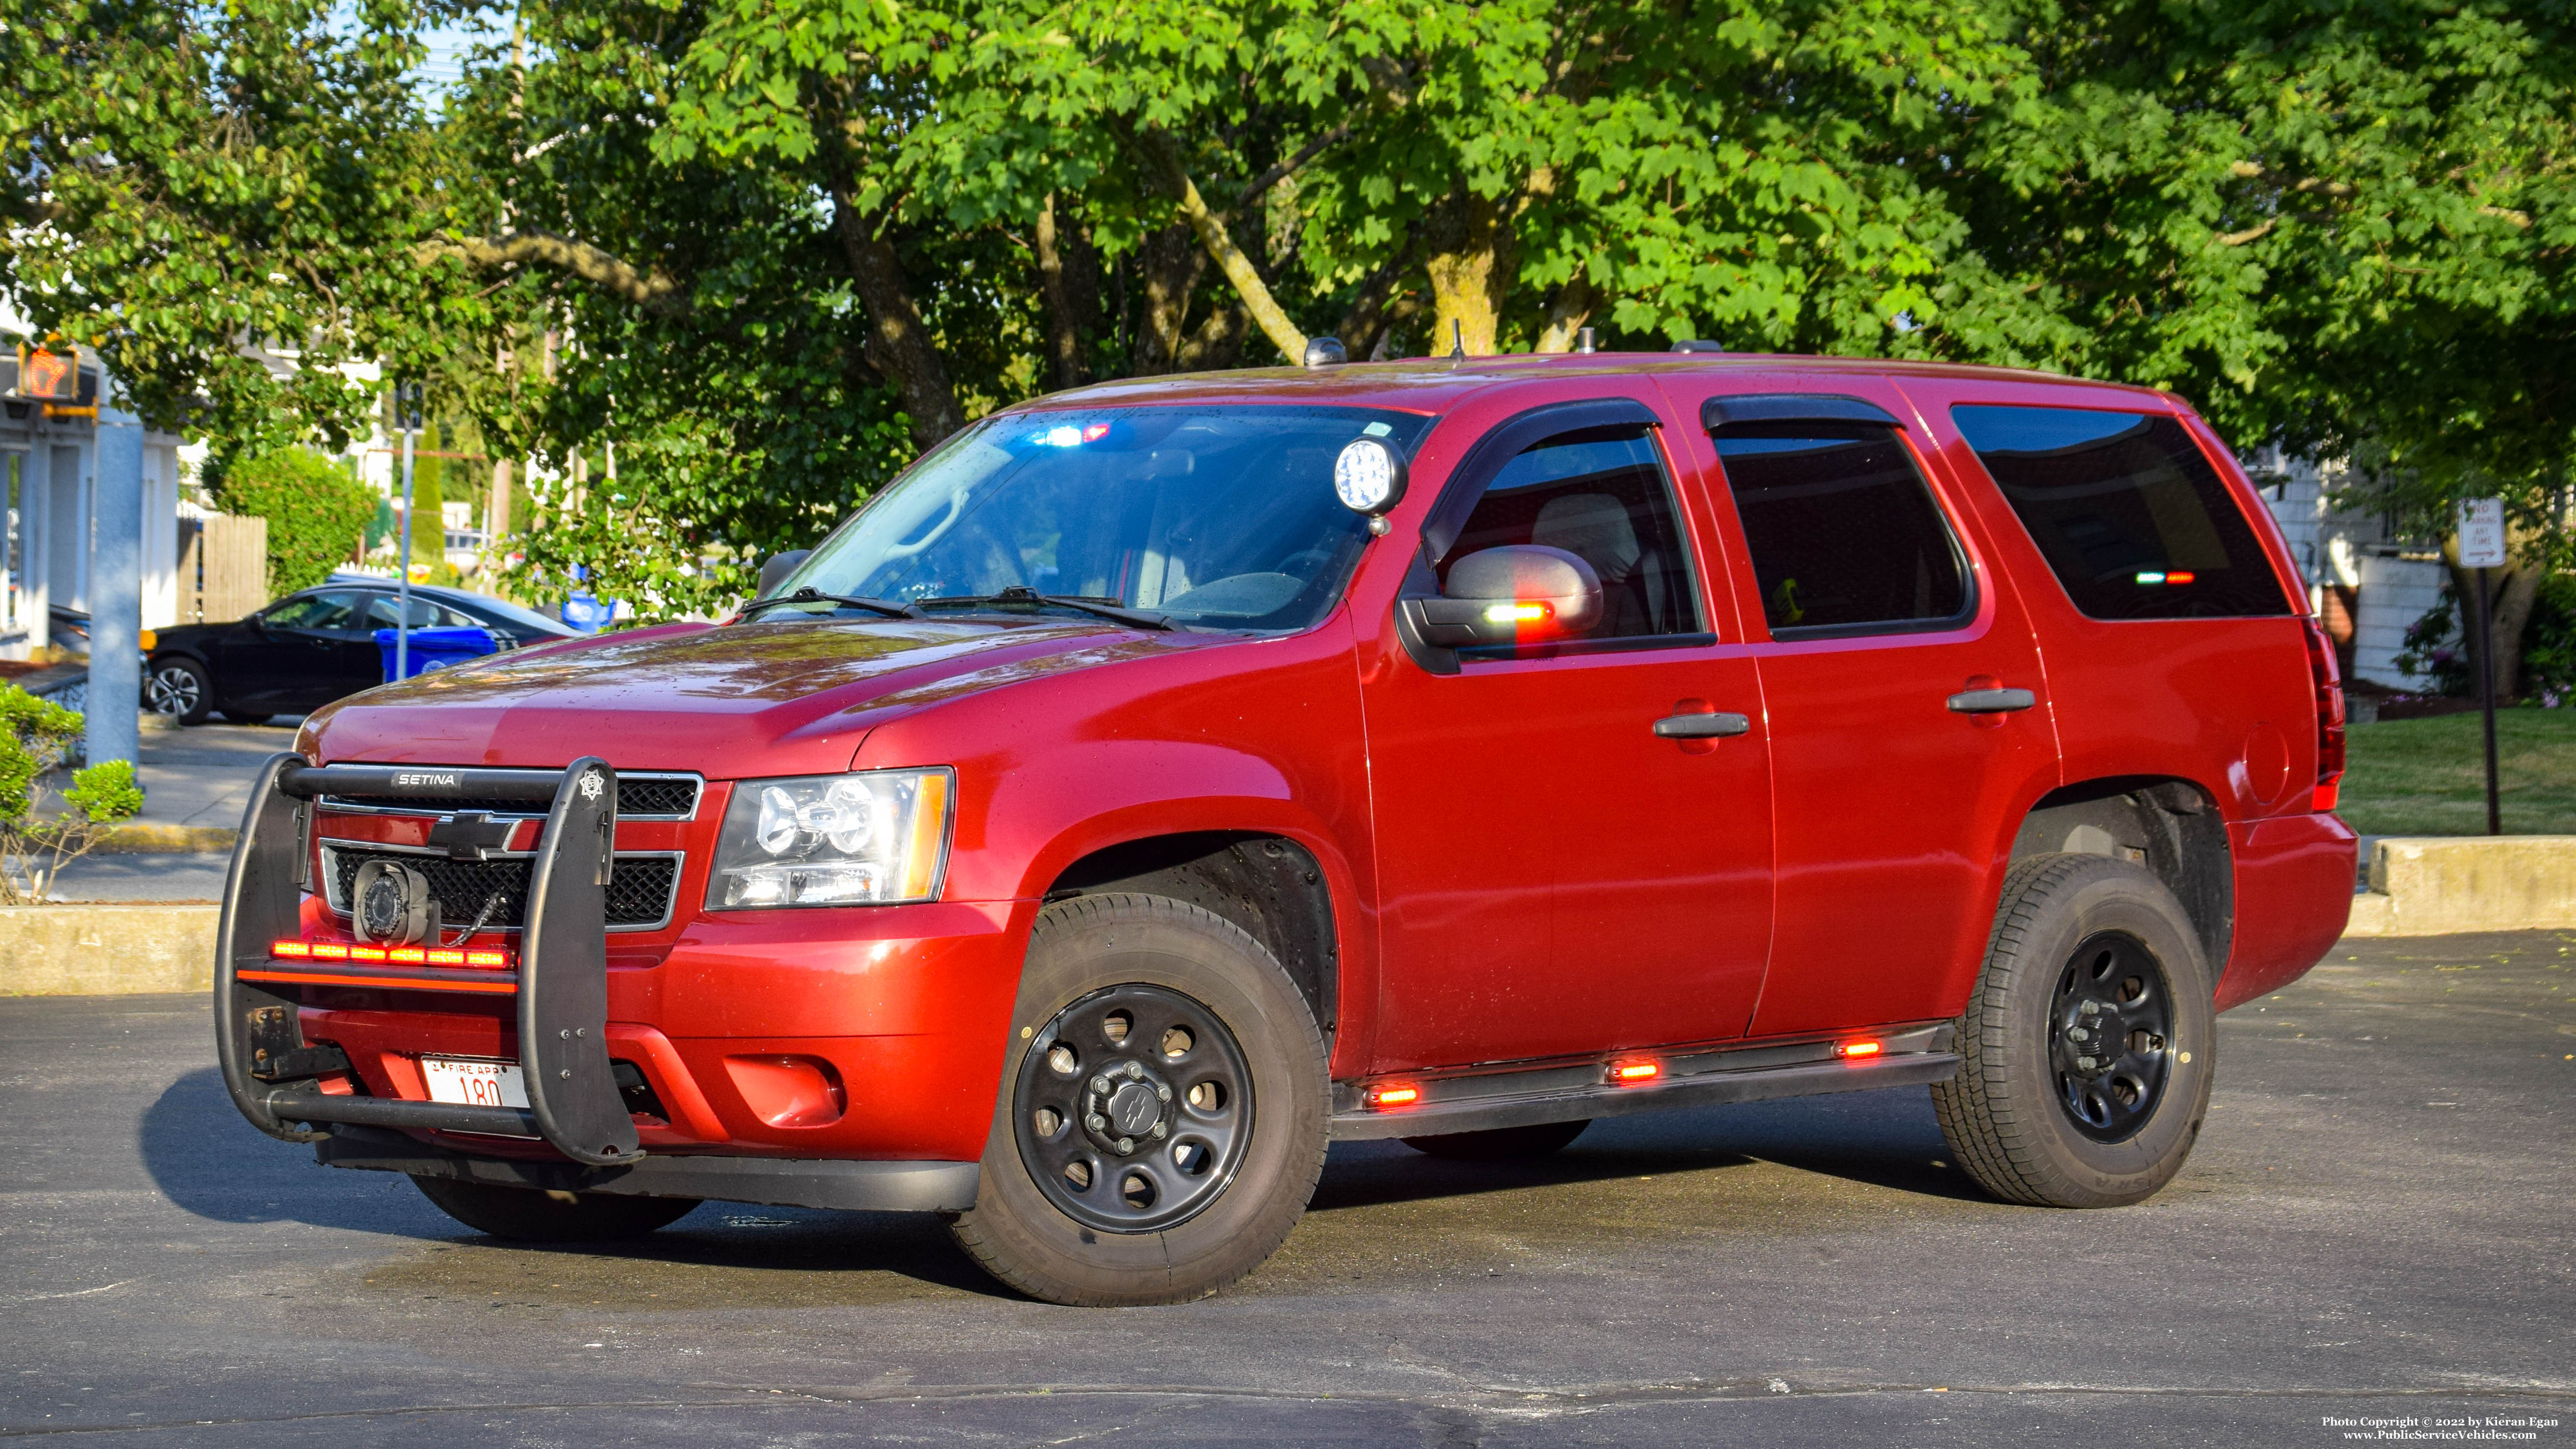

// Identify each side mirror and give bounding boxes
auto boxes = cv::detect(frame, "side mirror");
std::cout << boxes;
[1402,545,1603,648]
[755,549,812,600]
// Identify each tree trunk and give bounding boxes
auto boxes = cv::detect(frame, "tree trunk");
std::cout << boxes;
[828,184,966,453]
[1129,127,1309,364]
[1176,301,1249,372]
[1534,274,1596,353]
[1425,188,1516,356]
[1034,193,1100,391]
[2490,565,2544,700]
[1132,226,1206,376]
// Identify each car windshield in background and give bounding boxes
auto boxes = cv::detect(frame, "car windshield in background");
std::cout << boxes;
[780,406,1433,633]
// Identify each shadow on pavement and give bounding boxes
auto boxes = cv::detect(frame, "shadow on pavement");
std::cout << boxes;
[1312,1085,1990,1213]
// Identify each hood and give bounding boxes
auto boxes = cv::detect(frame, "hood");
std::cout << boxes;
[301,617,1209,775]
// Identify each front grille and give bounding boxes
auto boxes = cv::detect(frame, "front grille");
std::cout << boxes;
[318,774,701,820]
[325,847,681,931]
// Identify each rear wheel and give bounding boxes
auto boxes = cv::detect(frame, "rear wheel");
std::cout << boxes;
[146,658,214,725]
[409,1175,700,1242]
[1403,1120,1590,1160]
[948,894,1328,1306]
[1932,854,2215,1209]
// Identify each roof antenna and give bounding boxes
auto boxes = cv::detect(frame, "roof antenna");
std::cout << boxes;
[1448,319,1466,361]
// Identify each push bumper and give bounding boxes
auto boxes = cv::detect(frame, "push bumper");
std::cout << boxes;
[215,755,647,1166]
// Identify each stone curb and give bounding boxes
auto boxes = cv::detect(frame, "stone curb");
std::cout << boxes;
[91,822,238,854]
[0,904,219,996]
[2344,835,2576,938]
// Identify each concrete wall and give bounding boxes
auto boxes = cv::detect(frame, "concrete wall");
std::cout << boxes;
[0,904,218,995]
[2344,836,2576,937]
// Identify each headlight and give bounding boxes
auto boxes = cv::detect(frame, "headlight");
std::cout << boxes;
[707,768,953,908]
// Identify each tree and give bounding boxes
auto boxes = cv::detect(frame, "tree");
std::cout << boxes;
[217,449,380,594]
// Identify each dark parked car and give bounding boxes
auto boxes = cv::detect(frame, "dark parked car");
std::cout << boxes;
[147,581,580,724]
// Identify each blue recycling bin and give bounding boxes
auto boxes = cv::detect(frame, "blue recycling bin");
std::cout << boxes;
[560,590,617,633]
[376,626,499,682]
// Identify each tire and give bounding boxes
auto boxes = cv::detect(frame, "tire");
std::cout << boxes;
[1403,1120,1590,1161]
[1932,853,2216,1209]
[948,893,1329,1306]
[410,1175,701,1242]
[146,657,214,725]
[219,710,275,725]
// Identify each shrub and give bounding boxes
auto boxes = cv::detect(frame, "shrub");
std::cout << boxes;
[2396,575,2576,706]
[216,449,381,595]
[0,684,144,903]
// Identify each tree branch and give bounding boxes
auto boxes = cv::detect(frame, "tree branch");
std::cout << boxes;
[1130,126,1310,363]
[2217,219,2278,247]
[417,230,685,312]
[1234,122,1353,211]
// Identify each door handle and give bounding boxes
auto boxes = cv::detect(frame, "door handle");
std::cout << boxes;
[1947,687,2037,714]
[1653,712,1751,739]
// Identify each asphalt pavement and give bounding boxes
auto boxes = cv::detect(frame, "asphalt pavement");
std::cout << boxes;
[4,931,2571,1446]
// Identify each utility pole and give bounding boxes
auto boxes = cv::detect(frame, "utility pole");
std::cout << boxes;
[394,382,425,681]
[2457,497,2508,836]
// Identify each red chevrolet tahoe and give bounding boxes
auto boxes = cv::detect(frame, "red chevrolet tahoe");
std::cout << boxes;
[214,353,2356,1305]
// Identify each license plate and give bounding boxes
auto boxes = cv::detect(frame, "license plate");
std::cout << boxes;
[420,1056,529,1110]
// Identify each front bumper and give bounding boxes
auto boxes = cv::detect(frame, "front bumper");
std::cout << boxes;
[214,754,1012,1207]
[317,1124,980,1212]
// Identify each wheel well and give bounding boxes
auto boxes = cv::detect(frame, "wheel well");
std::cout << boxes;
[2011,777,2232,974]
[1045,832,1339,1037]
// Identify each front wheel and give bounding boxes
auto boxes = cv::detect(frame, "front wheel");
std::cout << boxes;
[948,894,1328,1306]
[147,657,214,725]
[1932,854,2216,1209]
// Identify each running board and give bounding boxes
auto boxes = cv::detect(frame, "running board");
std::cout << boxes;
[1330,1024,1958,1141]
[316,1125,981,1214]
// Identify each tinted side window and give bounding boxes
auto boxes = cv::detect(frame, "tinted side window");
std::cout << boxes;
[1951,406,2291,620]
[262,591,359,632]
[1713,423,1968,636]
[1437,425,1702,644]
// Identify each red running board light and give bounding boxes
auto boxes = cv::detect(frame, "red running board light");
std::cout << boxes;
[1836,1040,1884,1060]
[1366,1085,1420,1109]
[1610,1061,1661,1084]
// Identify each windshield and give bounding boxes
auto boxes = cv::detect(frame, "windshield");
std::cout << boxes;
[777,406,1432,633]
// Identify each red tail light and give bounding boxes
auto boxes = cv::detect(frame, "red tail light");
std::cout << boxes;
[2303,618,2347,811]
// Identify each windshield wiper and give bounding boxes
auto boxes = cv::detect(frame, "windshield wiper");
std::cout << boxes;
[919,587,1174,631]
[737,587,922,621]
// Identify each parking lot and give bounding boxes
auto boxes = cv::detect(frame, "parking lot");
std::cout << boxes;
[4,930,2570,1446]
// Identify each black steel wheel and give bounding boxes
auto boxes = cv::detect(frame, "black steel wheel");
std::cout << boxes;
[1933,854,2215,1209]
[1014,983,1256,1233]
[147,657,214,725]
[2049,931,2175,1142]
[950,893,1328,1306]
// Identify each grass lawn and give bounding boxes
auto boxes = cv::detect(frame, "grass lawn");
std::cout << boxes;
[2335,707,2576,836]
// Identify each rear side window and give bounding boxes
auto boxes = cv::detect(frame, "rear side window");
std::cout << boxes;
[1712,423,1969,637]
[1951,406,2291,620]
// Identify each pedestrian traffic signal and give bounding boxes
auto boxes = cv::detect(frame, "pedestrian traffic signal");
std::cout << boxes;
[13,344,78,402]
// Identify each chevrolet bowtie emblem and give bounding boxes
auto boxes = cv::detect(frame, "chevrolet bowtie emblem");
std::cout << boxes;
[427,811,516,861]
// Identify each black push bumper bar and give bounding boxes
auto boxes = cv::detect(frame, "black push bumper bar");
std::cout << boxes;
[214,755,641,1166]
